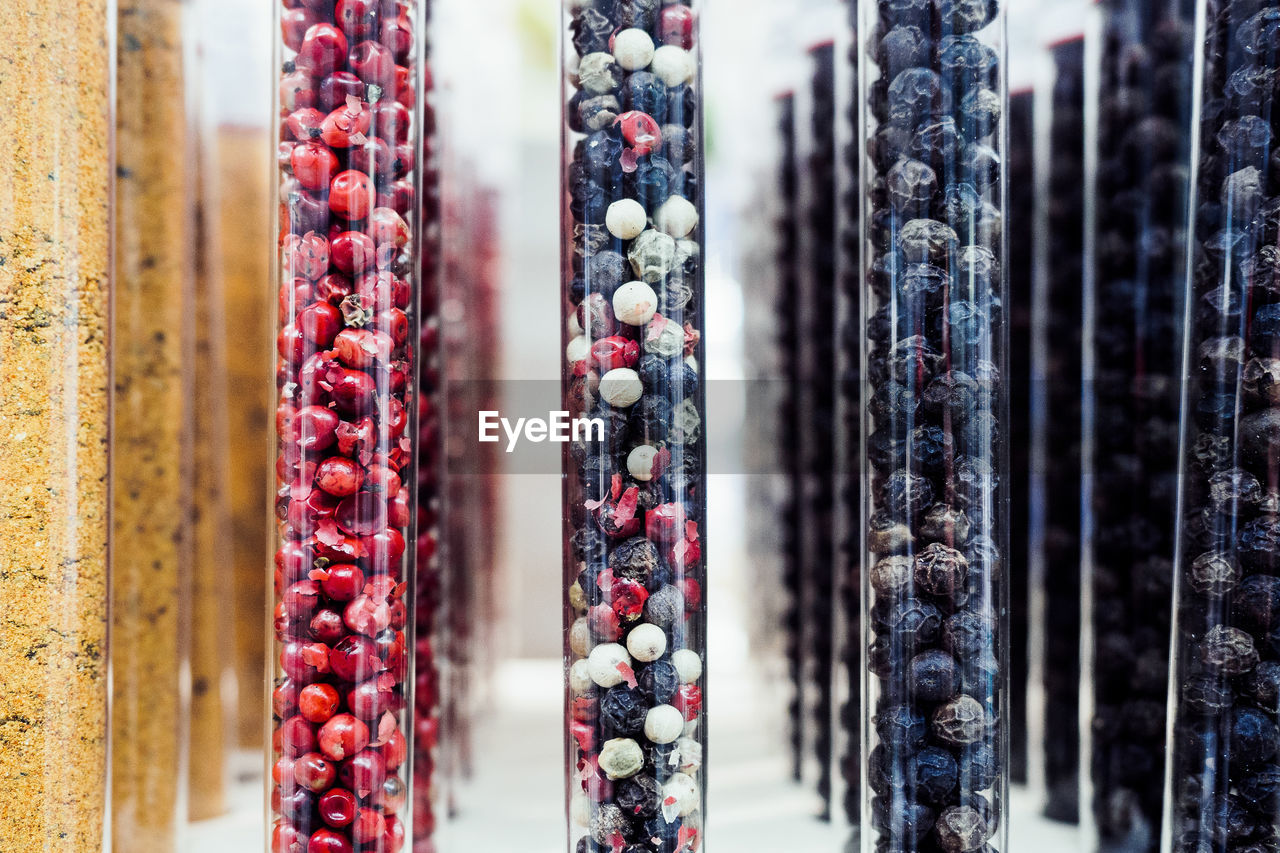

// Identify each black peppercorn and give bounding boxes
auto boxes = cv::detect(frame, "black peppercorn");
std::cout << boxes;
[1200,625,1260,676]
[909,650,960,703]
[600,686,648,737]
[935,805,992,853]
[874,703,928,750]
[1232,574,1280,635]
[914,745,960,806]
[1231,707,1280,769]
[914,543,969,600]
[636,660,679,705]
[615,773,661,819]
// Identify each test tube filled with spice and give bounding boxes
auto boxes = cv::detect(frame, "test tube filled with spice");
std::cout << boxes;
[1165,0,1280,850]
[0,0,112,849]
[858,0,1010,850]
[271,0,426,848]
[1082,1,1193,850]
[562,2,707,850]
[112,0,195,846]
[1028,28,1085,826]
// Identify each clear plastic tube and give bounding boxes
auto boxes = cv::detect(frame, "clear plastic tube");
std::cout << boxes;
[1029,34,1086,826]
[112,0,194,845]
[1081,1,1193,850]
[1165,0,1280,850]
[0,1,112,847]
[562,2,707,850]
[858,0,1010,850]
[269,0,426,848]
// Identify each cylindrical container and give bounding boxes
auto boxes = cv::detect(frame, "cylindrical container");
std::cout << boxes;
[1165,1,1280,850]
[858,0,1010,850]
[0,1,112,848]
[413,3,441,846]
[777,88,807,785]
[113,0,195,846]
[803,36,840,821]
[835,0,863,840]
[1006,84,1033,791]
[191,147,235,820]
[1082,1,1193,850]
[562,2,708,850]
[1028,31,1086,826]
[269,0,426,847]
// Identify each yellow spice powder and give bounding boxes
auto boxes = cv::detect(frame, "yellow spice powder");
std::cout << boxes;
[0,2,112,851]
[111,0,191,848]
[216,126,273,750]
[188,161,232,821]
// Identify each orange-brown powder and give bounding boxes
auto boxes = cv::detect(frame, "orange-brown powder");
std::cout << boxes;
[111,0,191,848]
[0,1,112,850]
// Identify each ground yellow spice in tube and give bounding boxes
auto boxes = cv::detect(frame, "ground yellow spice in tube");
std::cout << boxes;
[215,126,273,751]
[189,167,233,821]
[111,0,192,847]
[0,1,112,850]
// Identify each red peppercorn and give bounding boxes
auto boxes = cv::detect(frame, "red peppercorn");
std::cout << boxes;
[278,324,308,365]
[387,488,410,529]
[333,328,393,369]
[347,136,393,176]
[273,755,298,792]
[591,336,640,371]
[351,809,387,845]
[272,821,308,853]
[681,577,703,609]
[347,678,393,719]
[349,40,397,86]
[381,728,408,771]
[279,787,316,823]
[282,7,320,51]
[282,640,331,681]
[377,180,414,215]
[276,714,318,758]
[296,23,349,77]
[283,580,322,621]
[367,207,410,249]
[375,776,407,814]
[276,541,312,582]
[391,142,414,179]
[292,142,340,192]
[318,714,371,762]
[343,591,392,636]
[329,170,374,221]
[309,608,346,644]
[315,456,364,497]
[318,788,359,828]
[645,503,687,545]
[334,0,380,39]
[381,14,413,61]
[298,683,342,724]
[589,603,622,641]
[339,748,387,797]
[307,829,353,853]
[616,111,662,156]
[376,308,409,347]
[294,751,338,793]
[330,231,377,275]
[362,527,405,572]
[314,273,354,305]
[659,5,696,49]
[394,65,414,108]
[330,635,379,681]
[282,232,330,280]
[328,369,377,415]
[364,464,402,497]
[320,563,365,602]
[672,684,703,720]
[273,678,303,717]
[281,69,319,111]
[296,405,340,452]
[355,270,410,310]
[382,814,406,852]
[318,71,365,112]
[320,99,372,148]
[335,416,376,462]
[286,106,327,142]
